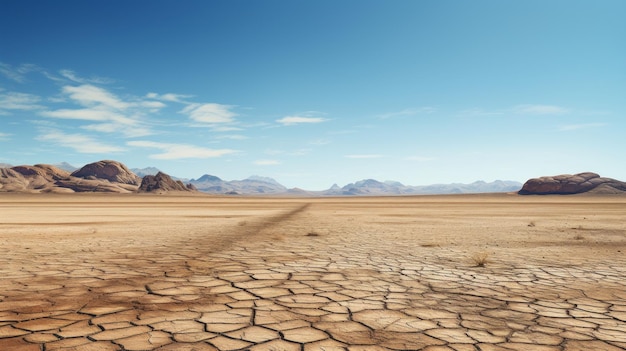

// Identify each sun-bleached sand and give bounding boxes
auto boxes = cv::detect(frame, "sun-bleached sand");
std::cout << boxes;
[1,193,625,350]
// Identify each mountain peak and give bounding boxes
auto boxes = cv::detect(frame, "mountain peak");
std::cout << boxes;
[245,175,281,186]
[196,174,222,182]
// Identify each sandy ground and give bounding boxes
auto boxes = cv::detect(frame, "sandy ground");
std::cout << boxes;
[0,193,625,351]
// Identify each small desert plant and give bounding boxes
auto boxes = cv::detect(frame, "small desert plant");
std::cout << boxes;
[420,243,439,248]
[306,232,320,237]
[471,252,490,267]
[573,234,585,240]
[528,221,536,227]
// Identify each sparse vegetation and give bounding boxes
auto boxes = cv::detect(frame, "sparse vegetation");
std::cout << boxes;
[420,243,439,248]
[573,234,585,240]
[306,232,320,237]
[528,221,536,227]
[472,252,490,267]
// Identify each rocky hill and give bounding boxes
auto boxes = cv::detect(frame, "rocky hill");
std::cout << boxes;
[0,160,188,194]
[131,166,161,178]
[71,160,140,185]
[519,172,626,195]
[139,172,196,193]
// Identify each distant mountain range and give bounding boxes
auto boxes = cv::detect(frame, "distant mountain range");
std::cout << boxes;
[322,178,522,196]
[1,161,523,195]
[186,174,521,196]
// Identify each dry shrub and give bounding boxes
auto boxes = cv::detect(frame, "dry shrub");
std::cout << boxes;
[472,252,490,267]
[306,232,320,237]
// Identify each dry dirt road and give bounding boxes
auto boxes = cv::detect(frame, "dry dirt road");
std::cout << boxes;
[0,193,625,351]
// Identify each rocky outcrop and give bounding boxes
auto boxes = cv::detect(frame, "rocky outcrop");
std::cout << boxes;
[0,161,140,193]
[138,172,196,193]
[0,165,71,192]
[519,172,626,195]
[71,160,141,185]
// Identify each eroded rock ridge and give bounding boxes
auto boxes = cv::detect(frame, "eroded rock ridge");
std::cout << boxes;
[519,172,626,195]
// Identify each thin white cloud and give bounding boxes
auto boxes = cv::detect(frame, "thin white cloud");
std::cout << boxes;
[559,123,607,131]
[514,104,569,115]
[377,107,437,119]
[81,123,152,137]
[0,132,10,141]
[140,100,166,109]
[0,92,43,110]
[276,116,328,125]
[254,159,281,166]
[37,130,125,154]
[59,69,114,84]
[181,103,237,124]
[40,84,156,137]
[42,108,132,122]
[128,140,237,159]
[146,92,193,103]
[345,154,383,159]
[210,125,243,132]
[62,84,129,110]
[0,63,40,83]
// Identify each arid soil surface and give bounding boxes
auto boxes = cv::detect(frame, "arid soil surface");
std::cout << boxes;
[1,193,625,351]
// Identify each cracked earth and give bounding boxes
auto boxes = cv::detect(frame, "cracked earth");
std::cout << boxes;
[1,193,625,351]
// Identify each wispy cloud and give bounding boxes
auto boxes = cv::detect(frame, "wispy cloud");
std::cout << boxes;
[59,69,115,85]
[0,132,10,141]
[0,92,43,111]
[345,154,383,159]
[513,104,569,115]
[62,84,129,110]
[40,84,155,137]
[0,63,40,83]
[81,123,152,137]
[146,92,193,103]
[36,129,125,154]
[210,126,243,132]
[42,108,131,122]
[559,123,607,131]
[127,140,237,159]
[181,103,237,124]
[253,159,281,166]
[377,107,436,119]
[276,116,328,125]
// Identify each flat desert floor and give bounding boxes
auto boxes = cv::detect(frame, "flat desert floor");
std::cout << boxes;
[1,194,625,351]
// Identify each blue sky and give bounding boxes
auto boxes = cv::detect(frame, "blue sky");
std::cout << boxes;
[1,0,624,190]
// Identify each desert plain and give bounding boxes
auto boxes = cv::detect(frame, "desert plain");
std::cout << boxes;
[0,193,625,351]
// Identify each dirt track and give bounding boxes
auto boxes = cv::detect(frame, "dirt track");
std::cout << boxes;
[1,193,625,350]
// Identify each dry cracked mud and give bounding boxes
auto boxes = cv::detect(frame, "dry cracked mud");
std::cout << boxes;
[1,193,625,350]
